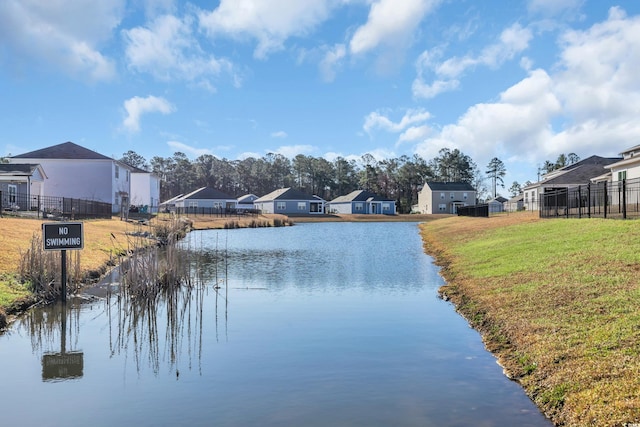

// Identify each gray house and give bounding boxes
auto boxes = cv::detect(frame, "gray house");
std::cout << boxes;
[236,194,259,212]
[0,163,47,210]
[417,182,476,214]
[327,190,396,215]
[254,187,324,215]
[174,187,237,211]
[487,196,508,213]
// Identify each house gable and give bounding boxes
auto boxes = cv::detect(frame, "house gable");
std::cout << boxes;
[12,141,112,160]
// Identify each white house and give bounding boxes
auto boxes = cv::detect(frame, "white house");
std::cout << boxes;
[10,141,133,213]
[130,166,161,213]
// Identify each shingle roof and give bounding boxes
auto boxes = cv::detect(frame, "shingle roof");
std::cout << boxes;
[0,163,41,176]
[180,187,235,200]
[425,182,475,191]
[255,187,319,202]
[11,141,112,160]
[541,155,621,185]
[329,190,394,203]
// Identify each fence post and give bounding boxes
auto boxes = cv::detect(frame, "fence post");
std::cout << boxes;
[587,183,591,218]
[578,185,582,219]
[622,179,627,219]
[604,182,608,218]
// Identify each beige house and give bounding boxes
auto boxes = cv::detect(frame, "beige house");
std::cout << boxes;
[607,144,640,183]
[417,182,476,214]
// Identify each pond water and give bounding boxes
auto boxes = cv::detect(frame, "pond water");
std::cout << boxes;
[0,222,551,426]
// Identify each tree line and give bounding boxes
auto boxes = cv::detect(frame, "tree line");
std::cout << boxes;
[120,148,580,213]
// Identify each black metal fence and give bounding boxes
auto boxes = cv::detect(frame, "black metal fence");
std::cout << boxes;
[540,177,640,219]
[457,204,489,217]
[0,191,112,219]
[173,206,261,217]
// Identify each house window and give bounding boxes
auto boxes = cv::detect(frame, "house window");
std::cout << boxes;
[463,192,468,200]
[126,170,130,182]
[618,171,627,181]
[440,192,445,199]
[277,201,286,210]
[8,184,17,204]
[450,192,454,199]
[383,203,390,211]
[438,203,447,211]
[524,192,529,202]
[297,202,307,210]
[189,201,198,208]
[355,202,363,211]
[115,165,119,179]
[114,192,119,205]
[212,202,223,209]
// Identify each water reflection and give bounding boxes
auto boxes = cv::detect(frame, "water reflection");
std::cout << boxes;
[105,281,221,377]
[26,301,85,382]
[0,223,552,427]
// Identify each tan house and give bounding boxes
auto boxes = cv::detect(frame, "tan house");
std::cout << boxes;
[417,182,476,214]
[607,144,640,183]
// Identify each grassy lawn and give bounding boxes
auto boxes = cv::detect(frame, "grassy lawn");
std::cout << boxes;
[420,212,640,427]
[0,213,295,315]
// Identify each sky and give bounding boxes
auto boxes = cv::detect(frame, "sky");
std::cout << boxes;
[2,0,640,192]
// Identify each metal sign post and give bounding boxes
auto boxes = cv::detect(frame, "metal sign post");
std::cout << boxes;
[42,222,84,302]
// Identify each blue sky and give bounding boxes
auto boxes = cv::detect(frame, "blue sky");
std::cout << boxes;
[2,0,640,189]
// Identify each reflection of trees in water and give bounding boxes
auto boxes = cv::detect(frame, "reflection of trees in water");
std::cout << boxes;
[107,235,227,377]
[107,284,208,376]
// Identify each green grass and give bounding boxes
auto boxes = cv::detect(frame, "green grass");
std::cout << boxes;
[420,214,640,427]
[0,275,30,308]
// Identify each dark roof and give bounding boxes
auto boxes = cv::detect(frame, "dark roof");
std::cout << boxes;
[255,187,320,202]
[329,190,394,203]
[425,182,475,191]
[181,187,235,200]
[0,163,41,176]
[540,155,621,186]
[11,141,112,160]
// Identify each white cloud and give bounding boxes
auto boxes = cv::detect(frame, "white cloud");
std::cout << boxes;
[364,109,431,134]
[0,0,122,81]
[414,7,640,181]
[399,125,431,143]
[167,141,213,158]
[198,0,335,59]
[271,144,316,158]
[415,68,562,170]
[123,14,235,87]
[413,23,533,99]
[349,0,440,55]
[319,44,347,82]
[271,131,288,138]
[123,95,176,133]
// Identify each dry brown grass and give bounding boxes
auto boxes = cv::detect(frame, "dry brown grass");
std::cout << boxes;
[0,216,145,275]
